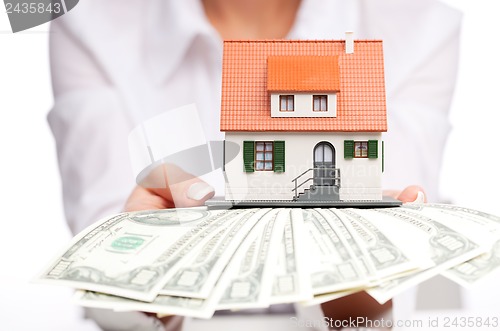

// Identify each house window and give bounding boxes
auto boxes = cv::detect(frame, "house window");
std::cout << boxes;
[243,141,285,172]
[354,142,368,158]
[255,142,274,170]
[280,95,294,112]
[313,95,327,112]
[344,140,379,159]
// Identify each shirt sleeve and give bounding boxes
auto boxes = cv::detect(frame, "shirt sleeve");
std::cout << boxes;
[374,0,462,202]
[48,18,136,234]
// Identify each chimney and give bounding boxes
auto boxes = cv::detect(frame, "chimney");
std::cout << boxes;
[345,31,354,54]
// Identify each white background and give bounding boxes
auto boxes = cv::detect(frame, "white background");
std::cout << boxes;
[1,1,499,330]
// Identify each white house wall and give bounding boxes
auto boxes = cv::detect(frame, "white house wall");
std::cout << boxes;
[270,93,337,118]
[224,132,383,201]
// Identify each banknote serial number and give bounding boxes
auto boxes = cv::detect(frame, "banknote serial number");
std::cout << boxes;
[5,2,62,14]
[441,316,498,328]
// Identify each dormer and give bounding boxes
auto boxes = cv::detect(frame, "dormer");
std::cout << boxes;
[267,56,340,118]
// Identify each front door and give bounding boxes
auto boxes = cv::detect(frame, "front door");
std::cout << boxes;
[313,142,335,186]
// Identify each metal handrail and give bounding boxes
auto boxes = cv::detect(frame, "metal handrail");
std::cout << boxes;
[296,177,314,191]
[291,167,340,200]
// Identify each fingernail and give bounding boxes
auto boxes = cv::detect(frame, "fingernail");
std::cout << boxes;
[413,191,425,204]
[187,182,215,201]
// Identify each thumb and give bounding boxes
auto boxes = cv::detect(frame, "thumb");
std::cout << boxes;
[153,178,215,208]
[396,185,426,203]
[140,163,215,208]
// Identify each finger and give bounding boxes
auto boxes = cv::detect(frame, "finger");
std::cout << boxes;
[151,163,214,208]
[124,186,174,211]
[138,163,196,189]
[397,185,426,203]
[138,163,214,209]
[143,312,184,331]
[152,177,215,208]
[125,177,215,211]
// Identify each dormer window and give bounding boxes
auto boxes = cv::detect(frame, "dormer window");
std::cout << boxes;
[313,95,327,112]
[280,95,294,112]
[267,56,340,118]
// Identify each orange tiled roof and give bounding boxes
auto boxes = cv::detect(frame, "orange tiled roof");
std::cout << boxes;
[220,40,387,132]
[267,56,340,92]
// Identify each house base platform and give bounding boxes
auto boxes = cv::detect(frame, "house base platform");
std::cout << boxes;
[205,196,402,210]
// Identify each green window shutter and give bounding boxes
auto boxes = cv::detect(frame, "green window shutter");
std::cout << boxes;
[243,141,255,172]
[344,140,354,158]
[274,141,285,172]
[368,140,378,159]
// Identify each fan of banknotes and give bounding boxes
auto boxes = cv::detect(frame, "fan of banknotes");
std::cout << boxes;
[38,203,500,319]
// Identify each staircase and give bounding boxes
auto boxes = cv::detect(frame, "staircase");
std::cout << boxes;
[295,184,340,201]
[292,168,341,201]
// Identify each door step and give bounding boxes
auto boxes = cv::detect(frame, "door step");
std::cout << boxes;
[296,185,340,201]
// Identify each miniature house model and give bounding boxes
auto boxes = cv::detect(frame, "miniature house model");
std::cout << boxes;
[221,34,386,202]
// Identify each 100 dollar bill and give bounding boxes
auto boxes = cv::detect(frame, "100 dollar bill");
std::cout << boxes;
[404,204,500,287]
[38,208,244,301]
[159,208,270,299]
[270,209,312,304]
[358,207,487,303]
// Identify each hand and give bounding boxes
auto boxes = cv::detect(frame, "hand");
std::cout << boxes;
[125,163,215,212]
[385,185,427,203]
